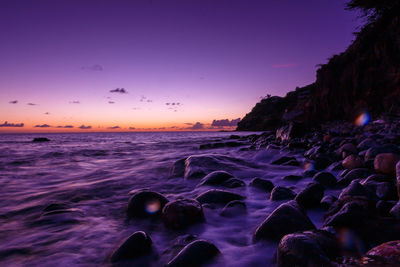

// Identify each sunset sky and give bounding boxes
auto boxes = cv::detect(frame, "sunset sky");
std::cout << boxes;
[0,0,360,132]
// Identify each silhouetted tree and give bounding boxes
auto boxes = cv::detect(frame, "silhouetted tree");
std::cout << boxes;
[346,0,400,22]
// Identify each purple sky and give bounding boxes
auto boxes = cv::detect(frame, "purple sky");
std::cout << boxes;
[0,0,360,131]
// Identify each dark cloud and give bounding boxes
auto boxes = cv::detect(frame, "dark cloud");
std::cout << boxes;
[107,126,120,129]
[184,123,193,125]
[70,101,80,104]
[129,127,136,130]
[188,122,204,130]
[110,88,127,94]
[44,112,50,115]
[108,101,115,104]
[9,100,18,104]
[79,125,92,129]
[27,103,37,106]
[165,102,181,106]
[34,124,51,128]
[140,96,153,102]
[56,125,74,128]
[0,121,24,127]
[211,118,241,127]
[82,64,103,71]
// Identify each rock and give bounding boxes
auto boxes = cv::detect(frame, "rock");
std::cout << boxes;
[338,168,373,186]
[375,182,397,200]
[361,241,400,266]
[376,200,396,216]
[339,181,374,201]
[282,175,302,181]
[110,231,152,262]
[254,200,316,241]
[313,154,333,170]
[196,189,245,205]
[127,190,169,218]
[162,199,204,229]
[271,156,296,165]
[270,186,296,201]
[276,122,306,141]
[221,178,245,188]
[374,153,400,176]
[390,202,400,219]
[32,137,50,142]
[357,138,377,151]
[397,161,400,198]
[324,200,369,228]
[169,158,186,178]
[249,178,274,192]
[313,172,337,188]
[282,159,301,166]
[295,182,325,208]
[321,195,337,210]
[220,200,246,217]
[199,171,234,186]
[166,240,220,267]
[276,230,340,267]
[365,144,400,161]
[338,143,357,158]
[342,154,364,170]
[162,234,197,262]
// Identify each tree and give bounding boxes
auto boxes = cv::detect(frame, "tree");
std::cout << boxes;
[346,0,400,22]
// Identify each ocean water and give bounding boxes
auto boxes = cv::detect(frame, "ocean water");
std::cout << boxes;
[0,132,326,266]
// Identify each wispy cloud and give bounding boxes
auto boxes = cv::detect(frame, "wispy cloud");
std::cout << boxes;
[27,103,37,106]
[34,124,51,128]
[56,125,74,128]
[79,125,92,129]
[211,118,240,127]
[108,101,115,104]
[272,63,296,68]
[165,102,181,106]
[9,100,18,104]
[44,112,50,115]
[132,107,140,110]
[0,121,24,127]
[110,88,127,94]
[69,101,80,104]
[107,126,120,129]
[82,64,103,71]
[140,96,153,103]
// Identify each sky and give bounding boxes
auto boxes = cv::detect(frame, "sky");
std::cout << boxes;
[0,0,361,132]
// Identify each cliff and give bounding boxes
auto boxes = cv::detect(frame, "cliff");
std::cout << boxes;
[237,7,400,131]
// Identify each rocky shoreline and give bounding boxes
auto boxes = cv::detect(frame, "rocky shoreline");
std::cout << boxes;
[108,118,400,266]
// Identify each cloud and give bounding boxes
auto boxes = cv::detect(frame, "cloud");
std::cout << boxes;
[108,101,115,104]
[0,121,24,127]
[110,88,127,94]
[165,102,181,106]
[132,107,140,110]
[82,64,103,71]
[27,103,37,106]
[211,118,241,127]
[188,122,204,130]
[34,124,51,128]
[9,100,18,104]
[272,63,296,68]
[140,96,153,102]
[44,112,50,115]
[129,127,136,130]
[69,101,80,104]
[79,125,92,129]
[56,125,74,128]
[184,123,193,125]
[107,126,120,129]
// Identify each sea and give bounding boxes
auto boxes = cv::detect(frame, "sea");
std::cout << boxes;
[0,132,328,266]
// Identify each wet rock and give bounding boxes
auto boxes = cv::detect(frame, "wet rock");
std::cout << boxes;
[374,153,400,176]
[342,154,364,170]
[166,240,220,267]
[110,231,152,262]
[339,181,374,201]
[365,144,400,161]
[281,159,301,166]
[363,173,393,184]
[357,138,377,151]
[162,234,197,263]
[169,158,186,178]
[376,200,396,216]
[282,175,302,181]
[254,200,316,241]
[199,171,234,186]
[249,177,274,192]
[397,161,400,198]
[313,154,333,170]
[313,172,337,188]
[338,168,373,186]
[162,199,204,229]
[295,182,324,208]
[338,143,357,158]
[321,195,337,210]
[276,122,306,141]
[127,190,169,218]
[390,202,400,219]
[303,169,317,177]
[276,230,340,267]
[270,186,296,201]
[324,200,369,228]
[361,241,400,266]
[196,189,245,205]
[371,181,397,200]
[221,178,245,188]
[271,156,296,165]
[220,200,246,217]
[32,137,50,142]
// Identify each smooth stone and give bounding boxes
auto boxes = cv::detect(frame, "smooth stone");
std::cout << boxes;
[338,181,374,201]
[374,153,400,176]
[221,178,245,188]
[110,231,152,262]
[127,190,169,218]
[338,168,373,186]
[295,182,324,208]
[357,138,377,151]
[342,154,364,170]
[321,195,338,210]
[276,230,340,267]
[365,144,400,161]
[338,143,357,159]
[270,186,296,201]
[282,175,302,181]
[254,200,315,241]
[376,200,396,216]
[324,200,369,228]
[220,200,246,217]
[390,202,400,219]
[199,171,234,186]
[249,177,274,192]
[162,199,204,229]
[162,234,197,263]
[169,158,186,178]
[196,189,245,205]
[166,240,220,267]
[313,172,337,187]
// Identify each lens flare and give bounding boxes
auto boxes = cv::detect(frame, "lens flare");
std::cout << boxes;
[355,112,370,127]
[304,162,315,171]
[145,199,161,214]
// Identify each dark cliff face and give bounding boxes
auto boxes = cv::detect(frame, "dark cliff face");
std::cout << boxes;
[237,10,400,131]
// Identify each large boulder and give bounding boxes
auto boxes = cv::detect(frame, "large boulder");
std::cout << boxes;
[313,172,337,188]
[295,182,325,208]
[110,231,152,262]
[276,122,306,141]
[270,186,296,201]
[342,154,364,170]
[276,230,340,267]
[254,200,316,241]
[127,190,169,218]
[249,178,274,192]
[374,153,400,176]
[199,171,234,186]
[166,240,220,267]
[162,199,204,229]
[196,189,245,205]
